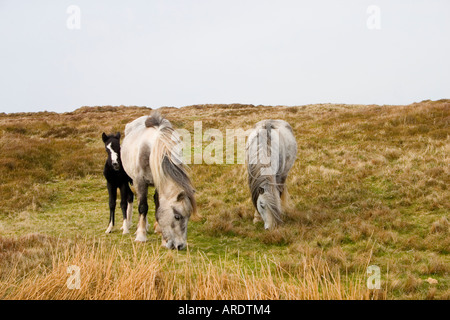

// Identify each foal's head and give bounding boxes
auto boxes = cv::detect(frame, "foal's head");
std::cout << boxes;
[102,132,121,171]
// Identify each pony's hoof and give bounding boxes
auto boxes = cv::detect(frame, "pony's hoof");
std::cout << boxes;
[121,222,130,234]
[105,223,113,234]
[135,234,147,242]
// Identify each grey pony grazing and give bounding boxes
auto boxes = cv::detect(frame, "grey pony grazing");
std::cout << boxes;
[246,119,297,230]
[102,132,134,234]
[121,111,196,249]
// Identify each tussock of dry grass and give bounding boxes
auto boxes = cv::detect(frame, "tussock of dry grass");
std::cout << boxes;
[0,235,370,300]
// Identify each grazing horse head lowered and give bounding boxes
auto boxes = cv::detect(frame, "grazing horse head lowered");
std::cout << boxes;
[121,111,196,249]
[246,119,297,230]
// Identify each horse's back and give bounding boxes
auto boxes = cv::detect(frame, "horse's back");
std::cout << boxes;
[247,119,296,149]
[275,120,297,173]
[124,115,147,136]
[246,119,297,177]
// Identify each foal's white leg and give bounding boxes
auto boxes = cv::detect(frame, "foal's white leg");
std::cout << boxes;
[105,221,113,233]
[135,214,147,242]
[126,201,133,229]
[121,220,129,234]
[121,202,133,234]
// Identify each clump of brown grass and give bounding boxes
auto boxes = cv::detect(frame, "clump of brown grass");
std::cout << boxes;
[258,228,293,246]
[0,233,58,279]
[204,211,234,235]
[0,235,371,300]
[430,217,449,234]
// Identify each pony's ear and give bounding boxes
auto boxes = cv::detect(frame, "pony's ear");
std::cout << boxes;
[102,132,108,143]
[115,132,121,140]
[177,191,185,202]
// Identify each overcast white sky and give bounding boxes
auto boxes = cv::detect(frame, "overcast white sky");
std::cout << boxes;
[0,0,449,113]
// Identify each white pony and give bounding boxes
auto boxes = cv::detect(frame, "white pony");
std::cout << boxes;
[121,111,196,249]
[246,119,297,229]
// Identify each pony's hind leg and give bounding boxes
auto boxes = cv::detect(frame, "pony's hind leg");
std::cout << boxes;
[135,180,148,242]
[105,182,117,234]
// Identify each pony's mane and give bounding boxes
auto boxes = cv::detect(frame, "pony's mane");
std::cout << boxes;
[247,120,283,224]
[147,111,197,215]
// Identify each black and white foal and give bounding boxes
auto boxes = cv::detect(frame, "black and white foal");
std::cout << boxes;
[102,132,134,234]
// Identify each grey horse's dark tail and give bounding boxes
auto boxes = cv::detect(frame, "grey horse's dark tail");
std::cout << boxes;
[145,110,166,128]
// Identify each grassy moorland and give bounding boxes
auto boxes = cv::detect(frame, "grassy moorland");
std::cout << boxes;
[0,101,448,299]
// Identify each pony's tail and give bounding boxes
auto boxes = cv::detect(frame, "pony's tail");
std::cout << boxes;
[145,110,165,128]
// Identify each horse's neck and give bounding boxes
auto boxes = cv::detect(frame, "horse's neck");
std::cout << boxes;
[158,179,181,198]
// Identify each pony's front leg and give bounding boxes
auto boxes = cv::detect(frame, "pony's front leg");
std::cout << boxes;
[253,210,262,224]
[135,182,148,242]
[105,182,117,233]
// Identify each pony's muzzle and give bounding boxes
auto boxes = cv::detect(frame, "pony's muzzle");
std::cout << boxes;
[165,239,186,250]
[112,162,120,171]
